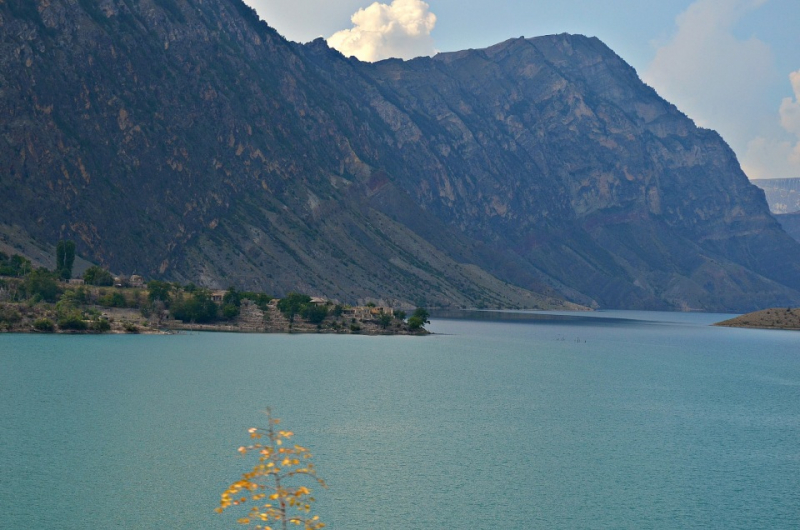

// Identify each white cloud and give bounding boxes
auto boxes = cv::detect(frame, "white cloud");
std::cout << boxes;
[743,70,800,179]
[327,0,437,62]
[643,0,775,151]
[781,71,800,138]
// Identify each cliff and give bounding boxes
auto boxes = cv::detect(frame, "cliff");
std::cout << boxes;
[2,0,800,311]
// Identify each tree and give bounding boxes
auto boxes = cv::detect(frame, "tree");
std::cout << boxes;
[23,268,60,302]
[83,265,114,286]
[378,312,393,329]
[99,291,127,308]
[56,241,65,275]
[170,289,218,323]
[242,292,273,310]
[408,316,424,330]
[222,287,242,319]
[223,287,242,307]
[412,307,430,324]
[56,297,88,330]
[301,304,328,325]
[216,409,326,530]
[33,318,55,332]
[63,240,75,280]
[0,253,31,277]
[222,303,241,320]
[408,308,430,331]
[55,240,76,280]
[147,280,173,304]
[277,292,311,323]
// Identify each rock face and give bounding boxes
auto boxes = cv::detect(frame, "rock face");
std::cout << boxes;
[2,0,800,311]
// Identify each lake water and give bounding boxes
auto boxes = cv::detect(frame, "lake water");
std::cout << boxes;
[1,310,799,529]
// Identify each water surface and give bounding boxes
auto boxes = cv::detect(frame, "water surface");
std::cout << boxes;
[1,311,798,529]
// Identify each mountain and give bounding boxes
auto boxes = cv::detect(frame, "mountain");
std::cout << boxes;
[775,212,800,244]
[3,0,800,311]
[752,178,800,214]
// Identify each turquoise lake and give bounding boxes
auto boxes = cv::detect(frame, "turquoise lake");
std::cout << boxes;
[1,310,799,529]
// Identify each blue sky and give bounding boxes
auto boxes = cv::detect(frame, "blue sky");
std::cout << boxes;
[243,0,800,180]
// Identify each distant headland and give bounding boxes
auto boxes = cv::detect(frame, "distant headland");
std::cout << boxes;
[714,308,800,331]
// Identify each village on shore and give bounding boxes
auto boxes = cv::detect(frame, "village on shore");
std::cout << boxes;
[0,246,430,336]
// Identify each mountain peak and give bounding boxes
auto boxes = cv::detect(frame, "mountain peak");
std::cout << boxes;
[2,0,799,310]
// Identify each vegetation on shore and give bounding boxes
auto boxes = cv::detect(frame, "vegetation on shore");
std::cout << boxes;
[0,249,428,335]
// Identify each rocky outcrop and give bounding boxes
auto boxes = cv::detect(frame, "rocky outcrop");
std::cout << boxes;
[2,0,800,311]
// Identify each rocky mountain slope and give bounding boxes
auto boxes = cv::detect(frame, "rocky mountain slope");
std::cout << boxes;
[775,212,800,244]
[2,0,800,311]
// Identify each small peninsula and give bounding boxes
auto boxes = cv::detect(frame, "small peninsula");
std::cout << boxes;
[714,308,800,331]
[0,249,429,336]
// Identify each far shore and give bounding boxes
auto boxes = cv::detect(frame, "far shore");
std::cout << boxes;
[0,302,430,336]
[714,308,800,331]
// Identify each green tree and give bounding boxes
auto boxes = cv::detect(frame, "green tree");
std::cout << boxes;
[408,308,430,331]
[0,253,31,277]
[378,312,393,329]
[170,290,218,323]
[33,318,55,332]
[23,268,60,302]
[216,409,326,530]
[63,240,75,280]
[277,292,311,323]
[56,241,65,275]
[223,287,242,307]
[90,319,111,332]
[58,315,88,331]
[60,286,88,306]
[222,303,240,319]
[301,304,328,325]
[393,310,407,321]
[83,265,114,286]
[147,280,173,304]
[408,316,424,330]
[412,307,430,324]
[55,298,87,331]
[242,292,273,310]
[55,240,76,280]
[221,287,242,319]
[99,291,127,308]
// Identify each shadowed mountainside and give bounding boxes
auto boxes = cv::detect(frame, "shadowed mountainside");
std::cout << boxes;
[2,0,800,311]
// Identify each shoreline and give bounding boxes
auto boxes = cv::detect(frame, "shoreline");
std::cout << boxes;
[714,307,800,331]
[0,300,429,336]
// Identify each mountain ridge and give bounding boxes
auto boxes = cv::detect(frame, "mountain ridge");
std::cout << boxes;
[2,0,800,311]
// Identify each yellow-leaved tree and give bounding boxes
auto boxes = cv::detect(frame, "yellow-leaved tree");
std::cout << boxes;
[216,408,326,530]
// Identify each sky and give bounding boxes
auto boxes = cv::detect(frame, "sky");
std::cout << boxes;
[242,0,800,180]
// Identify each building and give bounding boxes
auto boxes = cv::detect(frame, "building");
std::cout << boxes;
[210,290,226,303]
